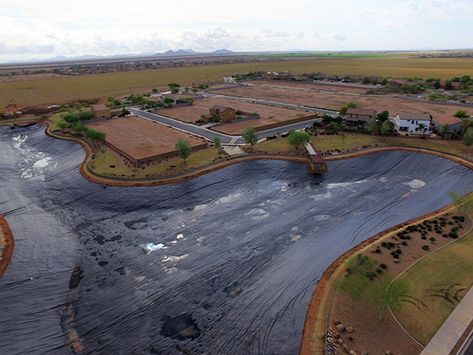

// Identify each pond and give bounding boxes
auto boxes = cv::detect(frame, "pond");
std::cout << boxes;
[1,125,473,354]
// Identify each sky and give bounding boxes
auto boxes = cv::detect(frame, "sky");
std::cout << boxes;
[0,0,472,62]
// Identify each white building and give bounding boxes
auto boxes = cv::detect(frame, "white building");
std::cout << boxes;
[393,112,432,135]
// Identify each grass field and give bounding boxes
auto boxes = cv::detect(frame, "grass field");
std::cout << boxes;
[253,134,472,158]
[90,145,220,179]
[3,56,473,107]
[393,228,473,345]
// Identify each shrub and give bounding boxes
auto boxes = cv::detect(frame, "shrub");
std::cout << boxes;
[449,231,458,239]
[64,113,80,123]
[422,245,430,251]
[77,111,93,120]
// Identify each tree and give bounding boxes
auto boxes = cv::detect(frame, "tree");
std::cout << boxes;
[64,113,80,123]
[78,111,94,120]
[163,97,174,105]
[445,80,453,90]
[85,128,106,143]
[439,124,450,138]
[287,130,310,150]
[175,139,191,161]
[367,117,379,134]
[72,122,85,133]
[454,110,470,119]
[463,127,473,146]
[327,122,343,134]
[213,136,221,149]
[379,120,394,135]
[242,127,258,151]
[376,111,390,122]
[339,102,358,116]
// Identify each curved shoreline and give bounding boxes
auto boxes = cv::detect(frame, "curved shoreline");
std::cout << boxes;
[0,214,14,279]
[43,121,473,187]
[300,151,473,355]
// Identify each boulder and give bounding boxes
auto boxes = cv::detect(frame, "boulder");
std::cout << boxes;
[336,323,347,333]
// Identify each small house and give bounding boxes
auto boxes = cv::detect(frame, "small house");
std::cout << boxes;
[91,103,111,119]
[432,115,463,134]
[394,112,432,135]
[345,108,377,125]
[208,106,236,123]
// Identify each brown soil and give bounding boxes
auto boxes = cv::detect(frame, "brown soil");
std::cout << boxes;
[0,215,14,279]
[87,116,207,161]
[328,295,422,354]
[247,80,371,94]
[158,96,312,134]
[213,82,473,117]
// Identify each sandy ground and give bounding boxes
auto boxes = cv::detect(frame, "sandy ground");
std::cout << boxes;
[213,82,473,117]
[158,97,312,134]
[87,116,206,161]
[246,80,371,94]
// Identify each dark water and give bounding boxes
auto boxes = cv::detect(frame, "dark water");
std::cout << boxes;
[1,125,473,355]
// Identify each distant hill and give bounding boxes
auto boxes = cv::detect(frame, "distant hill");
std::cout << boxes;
[212,49,234,55]
[161,49,197,56]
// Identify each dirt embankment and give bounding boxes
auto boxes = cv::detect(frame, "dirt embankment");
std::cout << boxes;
[0,215,14,279]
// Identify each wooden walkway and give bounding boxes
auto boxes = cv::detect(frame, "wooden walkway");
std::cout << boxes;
[422,285,473,355]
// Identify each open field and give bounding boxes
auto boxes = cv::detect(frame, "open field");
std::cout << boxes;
[2,56,473,107]
[213,82,473,118]
[247,80,372,94]
[87,116,207,162]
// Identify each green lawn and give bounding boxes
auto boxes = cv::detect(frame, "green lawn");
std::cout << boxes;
[254,133,472,158]
[393,228,473,344]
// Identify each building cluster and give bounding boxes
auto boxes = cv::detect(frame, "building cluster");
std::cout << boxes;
[342,108,463,136]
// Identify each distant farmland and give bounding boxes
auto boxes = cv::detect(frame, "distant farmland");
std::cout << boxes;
[2,56,473,107]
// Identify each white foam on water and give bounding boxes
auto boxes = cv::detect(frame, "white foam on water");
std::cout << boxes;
[216,192,241,204]
[162,254,188,263]
[290,234,302,242]
[379,177,389,183]
[309,192,332,201]
[246,208,270,221]
[140,243,167,254]
[326,179,368,190]
[193,204,208,211]
[313,215,330,221]
[176,234,184,240]
[12,134,56,180]
[33,157,52,169]
[404,179,426,189]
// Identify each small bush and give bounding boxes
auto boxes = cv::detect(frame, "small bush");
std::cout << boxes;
[449,231,458,239]
[422,245,430,251]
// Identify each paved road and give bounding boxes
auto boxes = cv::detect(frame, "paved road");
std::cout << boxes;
[130,108,237,144]
[205,92,338,116]
[422,285,473,355]
[130,108,321,145]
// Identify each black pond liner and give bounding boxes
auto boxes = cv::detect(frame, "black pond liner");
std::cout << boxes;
[1,125,473,354]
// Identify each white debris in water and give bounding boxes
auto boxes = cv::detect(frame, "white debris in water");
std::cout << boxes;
[326,179,368,190]
[217,192,241,204]
[379,177,389,183]
[12,134,56,180]
[404,179,426,189]
[280,183,289,192]
[246,208,270,221]
[140,243,167,254]
[162,254,188,263]
[290,226,302,242]
[313,215,330,221]
[32,157,52,169]
[193,204,208,211]
[309,192,332,201]
[176,234,184,240]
